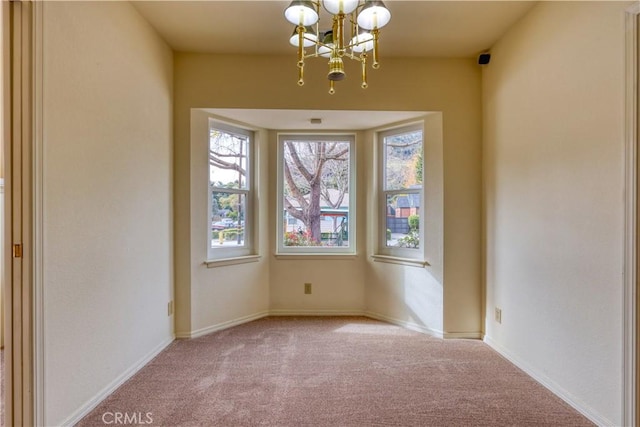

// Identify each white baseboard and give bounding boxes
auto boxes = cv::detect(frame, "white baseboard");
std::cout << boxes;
[177,311,270,339]
[483,335,613,427]
[180,310,454,341]
[60,335,174,427]
[364,311,444,338]
[443,331,483,339]
[269,309,366,317]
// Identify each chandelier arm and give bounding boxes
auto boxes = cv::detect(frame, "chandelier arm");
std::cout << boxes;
[346,53,363,62]
[305,51,363,61]
[348,14,358,41]
[314,40,335,50]
[302,34,317,44]
[372,28,380,69]
[298,62,305,86]
[297,26,305,68]
[361,52,368,89]
[344,40,364,51]
[334,14,344,53]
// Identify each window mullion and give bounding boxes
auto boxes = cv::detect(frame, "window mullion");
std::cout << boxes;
[383,189,421,197]
[211,188,248,195]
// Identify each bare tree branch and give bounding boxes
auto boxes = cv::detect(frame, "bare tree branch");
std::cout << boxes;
[385,141,420,148]
[284,161,309,210]
[209,150,247,159]
[286,141,314,182]
[321,187,345,208]
[284,198,306,222]
[209,154,246,176]
[324,147,348,160]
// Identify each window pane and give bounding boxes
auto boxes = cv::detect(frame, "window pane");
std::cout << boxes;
[282,139,350,247]
[384,130,423,191]
[209,128,248,190]
[385,193,420,249]
[211,192,246,248]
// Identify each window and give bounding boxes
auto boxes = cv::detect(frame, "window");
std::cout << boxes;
[277,134,356,255]
[208,120,253,260]
[379,124,424,259]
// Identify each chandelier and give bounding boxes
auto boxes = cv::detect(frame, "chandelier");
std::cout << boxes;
[284,0,391,94]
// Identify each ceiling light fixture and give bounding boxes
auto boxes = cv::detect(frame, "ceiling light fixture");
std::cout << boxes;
[284,0,391,94]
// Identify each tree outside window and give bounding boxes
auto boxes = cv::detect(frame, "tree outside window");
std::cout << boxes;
[278,135,355,253]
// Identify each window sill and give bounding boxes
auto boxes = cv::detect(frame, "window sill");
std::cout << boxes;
[371,255,430,268]
[274,253,357,261]
[205,255,261,268]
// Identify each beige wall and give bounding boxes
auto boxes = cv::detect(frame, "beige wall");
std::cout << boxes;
[174,53,482,336]
[483,2,628,425]
[0,0,3,183]
[184,110,270,336]
[365,113,446,335]
[42,2,173,425]
[267,129,366,315]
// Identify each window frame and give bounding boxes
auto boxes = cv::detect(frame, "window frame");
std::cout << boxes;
[377,123,426,261]
[276,133,357,256]
[207,119,254,261]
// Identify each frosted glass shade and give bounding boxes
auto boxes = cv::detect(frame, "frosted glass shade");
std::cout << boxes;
[350,30,374,52]
[284,1,319,26]
[289,26,319,47]
[322,0,359,15]
[357,0,391,30]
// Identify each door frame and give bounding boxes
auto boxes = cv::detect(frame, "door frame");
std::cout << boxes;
[3,1,36,426]
[625,3,639,427]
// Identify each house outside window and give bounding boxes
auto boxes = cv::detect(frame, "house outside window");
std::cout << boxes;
[208,120,253,260]
[276,134,356,255]
[379,124,424,259]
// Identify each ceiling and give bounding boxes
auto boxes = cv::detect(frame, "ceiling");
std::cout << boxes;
[133,1,536,130]
[132,1,536,58]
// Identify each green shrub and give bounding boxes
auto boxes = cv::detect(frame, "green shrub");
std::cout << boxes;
[213,229,243,242]
[408,214,419,231]
[398,230,419,249]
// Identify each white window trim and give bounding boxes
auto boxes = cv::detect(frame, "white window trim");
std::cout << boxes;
[377,123,427,262]
[205,255,261,268]
[370,254,430,268]
[207,119,254,261]
[276,133,357,256]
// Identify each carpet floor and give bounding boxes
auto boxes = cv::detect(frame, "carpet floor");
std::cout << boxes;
[77,317,594,426]
[1,349,3,427]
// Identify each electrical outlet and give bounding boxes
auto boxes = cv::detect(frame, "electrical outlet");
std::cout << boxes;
[168,300,174,316]
[304,283,312,294]
[494,307,502,324]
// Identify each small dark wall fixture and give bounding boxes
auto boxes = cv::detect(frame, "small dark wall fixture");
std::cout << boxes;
[478,53,491,65]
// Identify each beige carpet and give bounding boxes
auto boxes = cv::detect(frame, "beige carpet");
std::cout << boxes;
[1,349,3,427]
[77,317,593,426]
